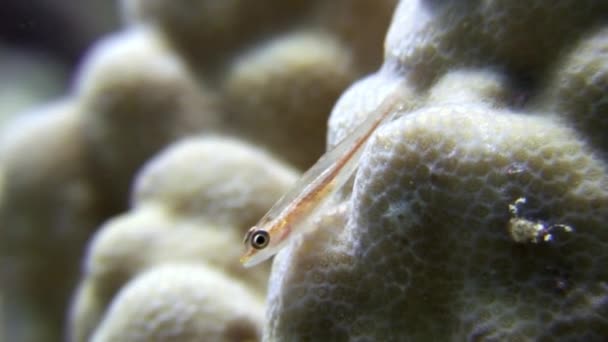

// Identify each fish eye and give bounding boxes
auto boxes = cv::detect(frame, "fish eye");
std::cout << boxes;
[251,230,270,249]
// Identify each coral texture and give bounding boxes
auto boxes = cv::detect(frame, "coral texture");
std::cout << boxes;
[266,0,608,341]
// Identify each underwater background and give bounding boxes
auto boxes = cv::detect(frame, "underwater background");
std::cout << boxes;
[1,1,607,341]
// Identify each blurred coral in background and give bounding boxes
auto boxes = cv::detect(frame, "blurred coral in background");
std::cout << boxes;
[0,1,119,341]
[0,0,396,341]
[0,0,119,125]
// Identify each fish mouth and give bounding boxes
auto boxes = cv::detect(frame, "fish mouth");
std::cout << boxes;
[240,247,275,268]
[239,252,253,266]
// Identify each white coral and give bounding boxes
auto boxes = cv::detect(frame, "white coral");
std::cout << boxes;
[90,265,264,342]
[70,137,298,341]
[266,1,608,340]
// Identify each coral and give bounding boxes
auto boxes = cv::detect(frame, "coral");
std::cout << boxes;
[533,25,608,158]
[9,0,606,341]
[90,265,265,342]
[1,1,398,340]
[222,31,357,168]
[121,0,311,77]
[69,137,297,341]
[121,0,396,80]
[123,0,398,169]
[0,101,102,341]
[385,0,608,89]
[266,0,608,341]
[75,27,222,209]
[0,27,220,341]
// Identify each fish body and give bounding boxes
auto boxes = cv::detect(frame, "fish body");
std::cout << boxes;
[241,97,402,267]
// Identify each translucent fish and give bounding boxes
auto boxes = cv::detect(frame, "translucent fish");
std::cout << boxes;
[240,96,403,267]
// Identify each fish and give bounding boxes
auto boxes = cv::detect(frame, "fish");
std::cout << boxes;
[240,95,403,267]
